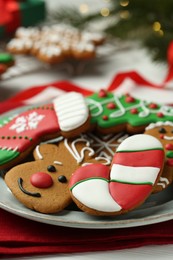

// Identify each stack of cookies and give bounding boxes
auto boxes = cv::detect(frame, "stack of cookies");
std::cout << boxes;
[6,24,105,64]
[1,89,173,216]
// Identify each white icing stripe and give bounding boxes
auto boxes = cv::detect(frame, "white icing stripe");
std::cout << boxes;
[72,179,122,212]
[110,164,160,184]
[116,134,163,152]
[163,136,173,141]
[35,145,43,159]
[53,92,89,132]
[145,121,173,130]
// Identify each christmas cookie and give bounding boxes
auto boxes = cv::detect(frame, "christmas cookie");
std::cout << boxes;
[7,24,105,64]
[0,53,15,76]
[87,89,173,134]
[4,135,109,214]
[0,92,90,170]
[145,121,173,192]
[69,134,164,216]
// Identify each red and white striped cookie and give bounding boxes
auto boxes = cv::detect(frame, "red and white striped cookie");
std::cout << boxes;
[69,134,164,216]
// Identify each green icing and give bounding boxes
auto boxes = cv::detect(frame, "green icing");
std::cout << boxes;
[87,91,173,129]
[0,149,20,165]
[166,151,173,158]
[0,53,14,64]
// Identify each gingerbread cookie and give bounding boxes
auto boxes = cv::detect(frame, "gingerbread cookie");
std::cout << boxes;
[145,121,173,192]
[0,92,91,170]
[7,24,105,64]
[69,134,164,216]
[87,89,173,134]
[4,135,109,213]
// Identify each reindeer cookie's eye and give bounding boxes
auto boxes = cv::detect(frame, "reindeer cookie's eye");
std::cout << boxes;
[47,165,56,172]
[58,175,67,183]
[158,127,167,133]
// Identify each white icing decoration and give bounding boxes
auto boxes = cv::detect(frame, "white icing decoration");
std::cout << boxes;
[64,138,95,164]
[9,112,45,133]
[157,177,169,188]
[110,164,160,184]
[39,45,62,57]
[116,134,163,152]
[72,179,122,212]
[53,92,89,132]
[87,94,173,119]
[145,121,173,130]
[7,38,33,50]
[163,136,173,141]
[54,161,63,165]
[35,145,43,160]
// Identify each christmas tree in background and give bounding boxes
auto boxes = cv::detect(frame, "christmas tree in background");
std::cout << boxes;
[49,0,173,62]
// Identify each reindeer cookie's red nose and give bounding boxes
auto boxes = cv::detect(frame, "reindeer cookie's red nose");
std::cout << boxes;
[30,172,53,188]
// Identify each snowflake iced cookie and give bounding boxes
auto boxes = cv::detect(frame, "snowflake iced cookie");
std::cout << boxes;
[144,122,173,192]
[69,134,164,216]
[0,92,90,170]
[87,89,173,134]
[4,135,109,213]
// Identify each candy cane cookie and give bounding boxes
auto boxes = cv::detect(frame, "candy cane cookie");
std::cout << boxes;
[69,134,164,216]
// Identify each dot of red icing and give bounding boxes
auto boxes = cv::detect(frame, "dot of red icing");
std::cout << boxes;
[102,115,108,120]
[125,96,135,103]
[165,143,173,150]
[130,108,138,114]
[157,112,164,118]
[167,159,173,166]
[107,102,116,109]
[30,172,53,188]
[160,134,164,139]
[149,103,158,109]
[98,89,107,98]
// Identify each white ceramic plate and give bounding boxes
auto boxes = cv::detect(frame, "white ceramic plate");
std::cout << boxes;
[1,107,173,229]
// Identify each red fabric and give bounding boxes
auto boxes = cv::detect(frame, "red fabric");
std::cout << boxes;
[108,41,173,92]
[1,207,173,257]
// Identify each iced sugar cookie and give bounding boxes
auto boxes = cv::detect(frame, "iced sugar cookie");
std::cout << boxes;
[87,90,173,134]
[0,92,90,169]
[70,134,164,216]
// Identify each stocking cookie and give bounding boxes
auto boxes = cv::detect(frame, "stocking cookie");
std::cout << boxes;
[0,92,90,170]
[145,121,173,192]
[87,89,173,134]
[70,134,164,216]
[4,136,109,213]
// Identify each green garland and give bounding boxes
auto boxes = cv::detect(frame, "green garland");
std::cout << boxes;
[49,0,173,62]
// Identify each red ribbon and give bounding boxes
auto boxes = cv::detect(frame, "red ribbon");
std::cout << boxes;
[108,41,173,92]
[0,0,21,34]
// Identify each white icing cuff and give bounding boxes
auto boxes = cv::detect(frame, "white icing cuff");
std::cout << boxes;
[53,92,89,132]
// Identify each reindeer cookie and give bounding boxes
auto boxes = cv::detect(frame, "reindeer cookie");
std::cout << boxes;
[70,134,164,216]
[4,136,108,214]
[145,122,173,192]
[0,92,90,170]
[87,89,173,134]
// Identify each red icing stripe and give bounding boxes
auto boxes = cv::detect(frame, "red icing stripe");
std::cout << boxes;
[69,164,110,188]
[113,150,164,168]
[109,182,152,210]
[0,105,60,152]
